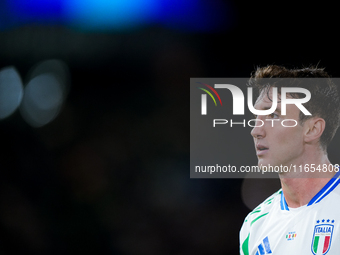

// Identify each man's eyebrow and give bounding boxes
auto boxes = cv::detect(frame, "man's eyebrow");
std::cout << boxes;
[261,105,281,112]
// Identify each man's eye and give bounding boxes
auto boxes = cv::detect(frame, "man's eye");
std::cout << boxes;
[268,113,279,119]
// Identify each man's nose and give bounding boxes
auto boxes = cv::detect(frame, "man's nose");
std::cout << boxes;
[250,118,266,139]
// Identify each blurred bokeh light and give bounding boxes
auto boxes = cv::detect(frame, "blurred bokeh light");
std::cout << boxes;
[26,59,70,97]
[241,175,281,210]
[7,0,63,25]
[20,73,64,127]
[3,0,233,32]
[64,0,160,31]
[0,66,23,119]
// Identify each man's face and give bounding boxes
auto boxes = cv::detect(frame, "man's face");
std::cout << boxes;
[251,87,306,167]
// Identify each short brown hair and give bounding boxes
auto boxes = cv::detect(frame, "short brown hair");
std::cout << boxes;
[248,65,340,149]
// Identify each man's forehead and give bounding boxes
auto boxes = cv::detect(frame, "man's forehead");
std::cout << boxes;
[255,87,294,105]
[253,87,302,117]
[255,88,277,105]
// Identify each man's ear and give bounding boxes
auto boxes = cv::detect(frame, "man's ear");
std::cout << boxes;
[304,118,325,143]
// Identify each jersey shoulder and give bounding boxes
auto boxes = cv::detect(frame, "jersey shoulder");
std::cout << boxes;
[241,188,281,231]
[239,189,282,255]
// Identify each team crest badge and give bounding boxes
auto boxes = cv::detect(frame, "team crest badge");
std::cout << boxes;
[311,219,334,255]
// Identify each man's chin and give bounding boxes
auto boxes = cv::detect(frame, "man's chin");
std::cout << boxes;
[257,159,276,169]
[257,160,291,175]
[257,158,268,168]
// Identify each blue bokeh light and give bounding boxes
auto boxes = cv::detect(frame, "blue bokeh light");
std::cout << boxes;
[7,0,63,25]
[64,0,160,31]
[157,0,232,32]
[3,0,233,32]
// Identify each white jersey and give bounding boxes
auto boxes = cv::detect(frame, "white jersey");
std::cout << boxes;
[240,171,340,255]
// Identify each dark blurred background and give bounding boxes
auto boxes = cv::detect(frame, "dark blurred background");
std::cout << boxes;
[0,0,339,254]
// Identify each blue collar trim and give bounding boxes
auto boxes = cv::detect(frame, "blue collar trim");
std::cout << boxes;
[279,170,340,210]
[307,170,340,206]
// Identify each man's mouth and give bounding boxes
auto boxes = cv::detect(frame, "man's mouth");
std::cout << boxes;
[256,145,269,155]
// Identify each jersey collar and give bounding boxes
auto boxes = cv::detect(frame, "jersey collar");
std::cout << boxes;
[280,171,340,211]
[280,191,289,211]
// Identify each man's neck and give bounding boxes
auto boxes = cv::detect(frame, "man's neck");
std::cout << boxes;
[279,154,336,208]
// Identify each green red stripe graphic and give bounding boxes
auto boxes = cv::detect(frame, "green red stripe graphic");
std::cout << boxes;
[313,236,319,253]
[313,235,331,254]
[199,88,217,105]
[197,82,222,106]
[323,236,330,253]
